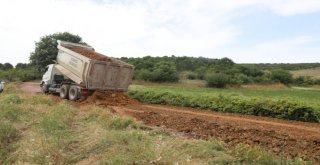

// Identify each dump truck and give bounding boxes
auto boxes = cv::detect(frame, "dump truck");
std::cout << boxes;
[40,40,134,100]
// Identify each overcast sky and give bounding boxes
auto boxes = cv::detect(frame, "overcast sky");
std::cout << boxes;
[0,0,320,66]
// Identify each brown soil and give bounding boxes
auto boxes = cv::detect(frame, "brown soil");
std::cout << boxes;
[65,46,112,62]
[20,82,41,93]
[78,91,138,107]
[112,104,320,163]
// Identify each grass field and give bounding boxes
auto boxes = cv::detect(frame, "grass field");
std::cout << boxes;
[0,83,307,164]
[291,67,320,79]
[129,83,320,122]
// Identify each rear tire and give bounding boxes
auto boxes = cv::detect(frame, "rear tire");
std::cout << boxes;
[68,86,79,101]
[60,85,70,99]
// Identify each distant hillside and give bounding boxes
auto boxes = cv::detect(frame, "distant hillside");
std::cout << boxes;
[291,67,320,79]
[243,63,320,71]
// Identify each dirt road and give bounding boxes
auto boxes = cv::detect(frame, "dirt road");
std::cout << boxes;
[21,83,320,162]
[20,82,41,93]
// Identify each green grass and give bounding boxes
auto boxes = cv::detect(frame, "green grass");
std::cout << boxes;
[129,84,320,122]
[0,83,312,164]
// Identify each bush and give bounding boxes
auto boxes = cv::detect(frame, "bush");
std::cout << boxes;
[195,67,207,80]
[129,90,320,122]
[206,73,231,88]
[293,76,319,86]
[135,69,153,81]
[0,123,19,162]
[151,62,179,82]
[135,62,179,82]
[187,73,197,80]
[271,69,293,85]
[0,67,41,82]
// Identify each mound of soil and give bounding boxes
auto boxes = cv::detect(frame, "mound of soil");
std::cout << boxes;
[79,91,138,107]
[65,46,112,62]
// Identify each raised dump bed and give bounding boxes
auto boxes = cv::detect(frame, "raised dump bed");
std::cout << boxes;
[56,40,134,92]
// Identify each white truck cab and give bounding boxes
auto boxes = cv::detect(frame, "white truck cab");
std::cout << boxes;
[42,64,56,85]
[40,64,64,93]
[0,80,5,93]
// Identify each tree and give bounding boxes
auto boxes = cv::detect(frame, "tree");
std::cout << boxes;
[151,62,179,82]
[206,73,231,88]
[237,65,264,77]
[15,63,28,69]
[271,69,293,85]
[1,63,14,70]
[211,57,235,72]
[29,32,86,72]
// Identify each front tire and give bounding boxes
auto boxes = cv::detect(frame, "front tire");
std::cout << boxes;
[68,86,79,101]
[41,83,49,94]
[60,85,70,99]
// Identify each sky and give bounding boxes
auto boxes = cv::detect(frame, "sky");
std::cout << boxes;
[0,0,320,66]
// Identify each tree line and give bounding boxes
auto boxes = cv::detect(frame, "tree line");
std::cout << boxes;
[1,31,319,88]
[121,56,320,88]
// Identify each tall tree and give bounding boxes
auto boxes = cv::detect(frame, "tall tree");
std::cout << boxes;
[15,63,28,69]
[29,32,86,72]
[2,63,13,70]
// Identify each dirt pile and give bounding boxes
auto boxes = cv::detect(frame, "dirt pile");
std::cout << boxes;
[79,91,138,107]
[65,46,112,62]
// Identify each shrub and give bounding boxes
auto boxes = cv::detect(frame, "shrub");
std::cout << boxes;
[151,62,179,82]
[0,123,19,162]
[206,73,231,88]
[0,67,41,82]
[271,69,293,85]
[135,69,153,81]
[129,90,320,122]
[195,67,207,80]
[187,73,197,80]
[134,62,179,82]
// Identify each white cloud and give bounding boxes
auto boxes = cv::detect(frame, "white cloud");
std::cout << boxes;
[0,0,320,65]
[256,36,314,50]
[224,36,319,63]
[264,0,320,16]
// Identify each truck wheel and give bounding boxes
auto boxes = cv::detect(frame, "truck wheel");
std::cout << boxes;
[41,83,49,94]
[60,85,70,99]
[68,86,79,101]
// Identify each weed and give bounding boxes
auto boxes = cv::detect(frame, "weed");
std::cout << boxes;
[2,95,23,104]
[39,104,74,139]
[102,130,155,164]
[0,104,23,122]
[0,122,20,163]
[231,144,310,165]
[108,117,135,130]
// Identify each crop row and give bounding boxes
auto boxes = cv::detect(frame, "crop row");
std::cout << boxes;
[128,89,320,122]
